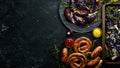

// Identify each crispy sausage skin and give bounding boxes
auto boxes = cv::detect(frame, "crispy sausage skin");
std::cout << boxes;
[61,48,68,63]
[87,57,100,67]
[67,53,87,68]
[91,46,103,58]
[74,37,92,53]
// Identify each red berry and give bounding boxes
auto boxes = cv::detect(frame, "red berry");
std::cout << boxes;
[65,38,74,48]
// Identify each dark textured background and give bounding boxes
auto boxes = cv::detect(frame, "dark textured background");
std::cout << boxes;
[0,0,120,68]
[0,0,67,68]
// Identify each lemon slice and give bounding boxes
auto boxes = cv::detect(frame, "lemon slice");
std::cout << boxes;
[93,28,102,38]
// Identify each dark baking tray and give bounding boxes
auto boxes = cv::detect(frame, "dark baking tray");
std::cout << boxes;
[102,3,120,64]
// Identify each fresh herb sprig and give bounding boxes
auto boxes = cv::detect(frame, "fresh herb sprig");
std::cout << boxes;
[53,45,66,68]
[53,45,60,68]
[91,40,98,51]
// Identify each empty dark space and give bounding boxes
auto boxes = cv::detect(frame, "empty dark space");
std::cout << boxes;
[0,0,120,68]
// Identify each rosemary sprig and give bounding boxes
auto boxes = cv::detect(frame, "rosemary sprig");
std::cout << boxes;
[53,45,60,68]
[53,45,66,68]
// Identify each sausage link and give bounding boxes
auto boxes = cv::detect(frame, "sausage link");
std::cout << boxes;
[61,48,68,63]
[87,57,100,67]
[91,46,103,58]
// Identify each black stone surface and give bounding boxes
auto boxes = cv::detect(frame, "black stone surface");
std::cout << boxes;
[0,0,67,68]
[0,0,119,68]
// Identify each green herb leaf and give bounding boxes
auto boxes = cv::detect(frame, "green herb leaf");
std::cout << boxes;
[62,2,68,7]
[70,3,76,9]
[68,47,74,55]
[53,45,60,67]
[53,45,67,68]
[91,40,97,51]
